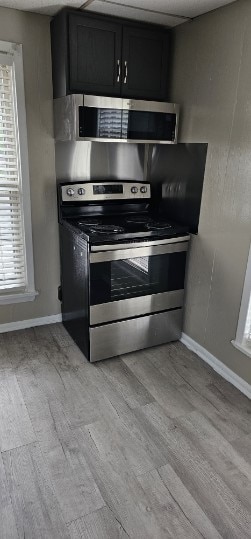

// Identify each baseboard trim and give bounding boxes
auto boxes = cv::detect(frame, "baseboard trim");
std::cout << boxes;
[0,314,62,334]
[181,333,251,400]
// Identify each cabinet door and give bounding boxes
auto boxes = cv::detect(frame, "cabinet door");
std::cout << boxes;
[121,26,169,101]
[69,14,122,96]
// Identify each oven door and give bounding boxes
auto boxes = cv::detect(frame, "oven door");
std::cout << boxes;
[89,238,189,325]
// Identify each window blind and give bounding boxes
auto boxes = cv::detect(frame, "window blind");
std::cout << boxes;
[0,61,26,292]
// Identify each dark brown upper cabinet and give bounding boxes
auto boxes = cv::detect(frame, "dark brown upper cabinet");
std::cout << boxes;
[51,9,170,101]
[121,26,169,100]
[69,14,122,96]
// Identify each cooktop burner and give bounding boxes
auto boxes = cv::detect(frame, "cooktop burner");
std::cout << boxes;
[68,213,188,243]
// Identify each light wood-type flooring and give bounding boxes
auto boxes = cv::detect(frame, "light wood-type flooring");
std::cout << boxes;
[0,323,251,538]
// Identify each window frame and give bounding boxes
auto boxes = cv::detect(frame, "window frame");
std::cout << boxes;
[0,40,37,305]
[232,243,251,359]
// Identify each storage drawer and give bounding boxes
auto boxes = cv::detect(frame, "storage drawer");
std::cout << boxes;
[89,308,183,362]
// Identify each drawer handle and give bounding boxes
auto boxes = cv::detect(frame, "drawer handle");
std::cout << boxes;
[124,60,128,84]
[116,59,121,83]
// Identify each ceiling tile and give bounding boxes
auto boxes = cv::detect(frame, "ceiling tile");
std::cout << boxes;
[0,0,82,16]
[0,0,236,21]
[87,0,236,19]
[85,1,188,27]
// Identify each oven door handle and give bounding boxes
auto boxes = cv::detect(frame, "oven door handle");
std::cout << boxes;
[90,235,190,252]
[90,240,189,263]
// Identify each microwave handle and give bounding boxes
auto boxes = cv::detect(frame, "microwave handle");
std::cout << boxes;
[123,60,128,84]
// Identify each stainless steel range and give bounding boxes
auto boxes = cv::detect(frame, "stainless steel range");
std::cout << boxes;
[58,180,190,362]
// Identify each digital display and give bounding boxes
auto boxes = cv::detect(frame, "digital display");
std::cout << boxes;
[93,185,123,195]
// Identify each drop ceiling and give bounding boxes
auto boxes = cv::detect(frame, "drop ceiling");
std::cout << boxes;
[0,0,236,26]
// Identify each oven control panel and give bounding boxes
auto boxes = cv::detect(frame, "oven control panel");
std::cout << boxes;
[61,182,151,202]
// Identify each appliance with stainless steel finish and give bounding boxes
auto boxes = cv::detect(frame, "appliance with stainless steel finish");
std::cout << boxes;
[54,94,179,144]
[90,290,184,325]
[90,241,188,263]
[61,181,150,202]
[90,310,183,363]
[58,180,189,362]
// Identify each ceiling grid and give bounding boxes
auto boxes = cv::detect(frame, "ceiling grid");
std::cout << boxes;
[0,0,236,26]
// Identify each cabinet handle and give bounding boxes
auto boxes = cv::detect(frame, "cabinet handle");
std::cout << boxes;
[116,59,121,83]
[123,60,128,84]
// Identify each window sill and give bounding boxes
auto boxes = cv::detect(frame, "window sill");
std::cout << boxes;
[231,340,251,359]
[0,290,38,305]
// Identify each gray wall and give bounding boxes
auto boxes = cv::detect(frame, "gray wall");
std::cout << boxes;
[170,0,251,384]
[0,7,60,324]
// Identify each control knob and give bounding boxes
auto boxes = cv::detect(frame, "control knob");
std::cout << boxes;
[140,186,147,193]
[131,186,138,194]
[78,188,85,195]
[66,188,74,197]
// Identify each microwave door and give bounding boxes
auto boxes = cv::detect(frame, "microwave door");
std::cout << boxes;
[79,106,177,143]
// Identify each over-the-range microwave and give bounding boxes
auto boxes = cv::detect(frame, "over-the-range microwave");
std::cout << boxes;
[54,95,179,144]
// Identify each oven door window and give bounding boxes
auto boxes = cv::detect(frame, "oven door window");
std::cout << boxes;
[90,251,186,306]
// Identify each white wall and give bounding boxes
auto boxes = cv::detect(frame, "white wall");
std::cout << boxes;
[0,6,60,324]
[170,0,251,384]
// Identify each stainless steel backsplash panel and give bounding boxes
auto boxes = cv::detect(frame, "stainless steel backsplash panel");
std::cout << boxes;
[55,141,146,182]
[149,143,208,233]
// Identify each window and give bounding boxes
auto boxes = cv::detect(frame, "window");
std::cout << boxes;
[232,244,251,358]
[0,41,36,304]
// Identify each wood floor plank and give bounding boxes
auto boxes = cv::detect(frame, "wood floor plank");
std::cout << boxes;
[85,416,158,477]
[200,383,251,435]
[50,322,75,348]
[157,463,222,539]
[47,344,87,371]
[122,353,195,418]
[174,410,251,511]
[0,334,12,373]
[3,328,40,366]
[52,363,121,428]
[144,341,214,390]
[25,354,66,401]
[2,443,70,539]
[68,506,129,539]
[211,375,251,411]
[76,426,168,539]
[37,400,105,523]
[15,360,58,439]
[0,452,19,539]
[98,356,154,408]
[0,373,36,451]
[138,468,216,539]
[67,361,134,420]
[136,402,251,538]
[102,398,167,470]
[176,381,248,441]
[34,325,61,356]
[232,433,251,465]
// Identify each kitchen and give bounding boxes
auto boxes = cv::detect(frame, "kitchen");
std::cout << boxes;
[0,0,251,537]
